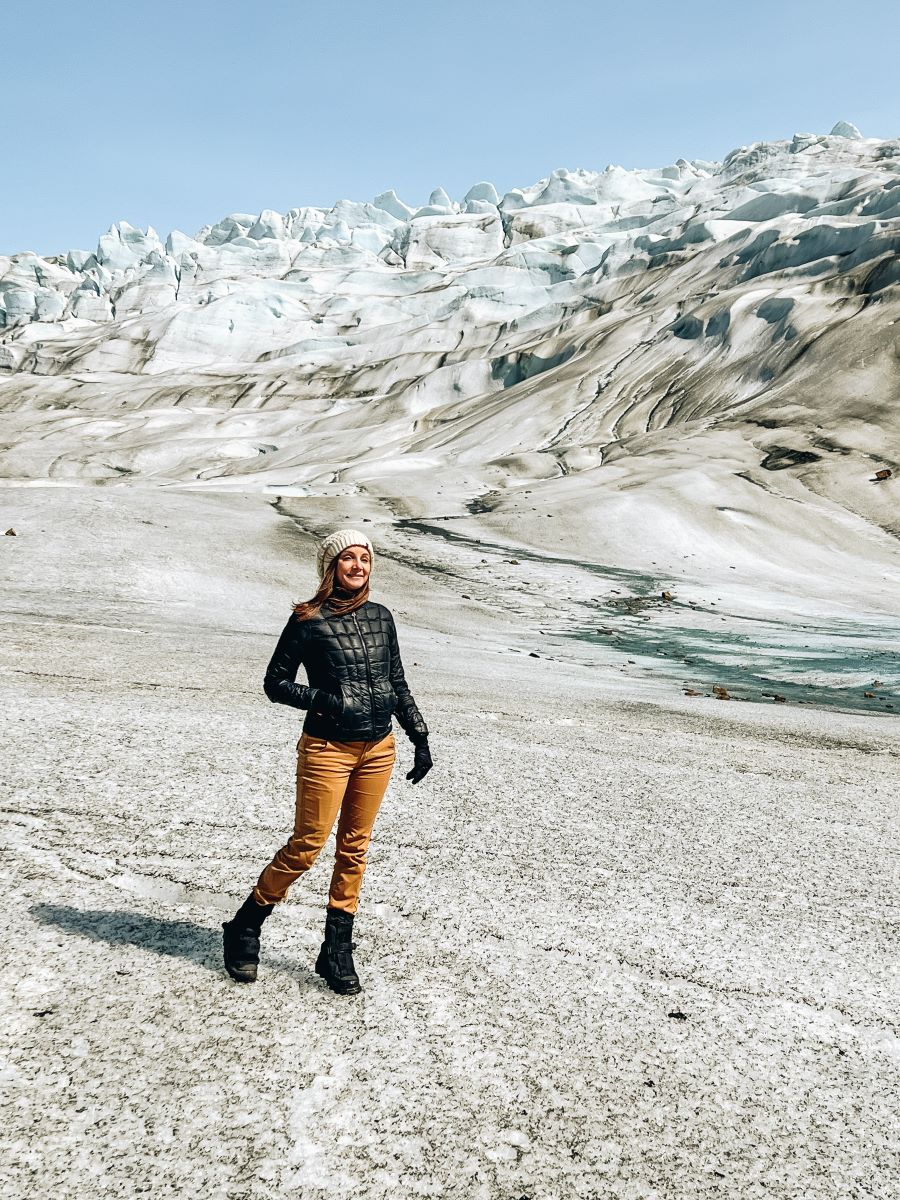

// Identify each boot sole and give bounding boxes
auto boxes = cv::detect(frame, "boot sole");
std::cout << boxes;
[314,961,361,995]
[224,964,258,983]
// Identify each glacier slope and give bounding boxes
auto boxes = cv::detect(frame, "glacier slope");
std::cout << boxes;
[2,124,900,707]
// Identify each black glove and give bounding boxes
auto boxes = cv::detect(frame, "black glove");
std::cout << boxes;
[311,688,343,720]
[406,739,433,784]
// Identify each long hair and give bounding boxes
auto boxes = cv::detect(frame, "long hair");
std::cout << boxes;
[292,557,370,621]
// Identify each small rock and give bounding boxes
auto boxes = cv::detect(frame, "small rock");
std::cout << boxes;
[529,651,540,658]
[683,688,700,696]
[461,594,470,600]
[667,1010,688,1020]
[4,528,15,536]
[864,691,876,698]
[872,468,892,481]
[661,590,674,601]
[713,685,730,700]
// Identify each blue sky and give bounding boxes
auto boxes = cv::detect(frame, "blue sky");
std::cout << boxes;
[4,0,899,255]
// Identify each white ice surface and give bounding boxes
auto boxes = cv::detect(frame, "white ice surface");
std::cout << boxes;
[1,486,899,1199]
[1,126,898,633]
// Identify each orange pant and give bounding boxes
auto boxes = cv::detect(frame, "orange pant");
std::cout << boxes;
[253,731,396,913]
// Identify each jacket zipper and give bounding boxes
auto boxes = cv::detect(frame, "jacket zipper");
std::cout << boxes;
[351,610,376,737]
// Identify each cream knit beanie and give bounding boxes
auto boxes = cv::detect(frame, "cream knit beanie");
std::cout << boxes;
[316,528,375,580]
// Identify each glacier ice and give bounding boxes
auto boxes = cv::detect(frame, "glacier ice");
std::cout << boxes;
[373,190,413,221]
[0,119,898,600]
[830,120,863,139]
[464,181,500,206]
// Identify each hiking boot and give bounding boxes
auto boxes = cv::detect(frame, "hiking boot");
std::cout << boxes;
[314,907,361,995]
[222,893,274,983]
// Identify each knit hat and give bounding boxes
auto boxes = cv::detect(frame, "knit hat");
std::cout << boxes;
[316,528,375,580]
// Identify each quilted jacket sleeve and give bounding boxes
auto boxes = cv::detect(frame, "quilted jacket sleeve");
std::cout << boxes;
[387,612,429,744]
[263,613,316,710]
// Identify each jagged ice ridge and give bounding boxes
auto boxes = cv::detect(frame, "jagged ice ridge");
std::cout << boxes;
[1,119,899,620]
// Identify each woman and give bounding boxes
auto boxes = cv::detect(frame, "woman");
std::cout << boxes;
[222,528,433,995]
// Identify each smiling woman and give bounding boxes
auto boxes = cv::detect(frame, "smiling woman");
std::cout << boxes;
[221,528,433,995]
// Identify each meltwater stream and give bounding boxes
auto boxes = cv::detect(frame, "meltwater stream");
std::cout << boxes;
[392,518,900,716]
[565,613,900,714]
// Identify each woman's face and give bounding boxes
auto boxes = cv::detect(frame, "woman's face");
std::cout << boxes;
[335,545,371,591]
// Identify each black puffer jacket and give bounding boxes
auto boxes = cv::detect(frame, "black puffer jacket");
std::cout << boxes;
[263,599,429,744]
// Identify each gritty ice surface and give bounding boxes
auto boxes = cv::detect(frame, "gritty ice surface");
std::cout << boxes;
[2,487,899,1199]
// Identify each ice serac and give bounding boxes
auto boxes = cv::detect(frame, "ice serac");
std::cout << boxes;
[373,190,413,221]
[1,120,899,611]
[464,181,500,206]
[830,120,863,139]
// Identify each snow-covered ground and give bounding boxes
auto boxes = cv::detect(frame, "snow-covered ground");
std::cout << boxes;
[2,486,899,1199]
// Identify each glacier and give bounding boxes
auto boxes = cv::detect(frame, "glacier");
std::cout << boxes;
[4,124,900,1196]
[2,121,900,708]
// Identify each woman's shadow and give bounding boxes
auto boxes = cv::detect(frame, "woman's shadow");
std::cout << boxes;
[31,903,310,981]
